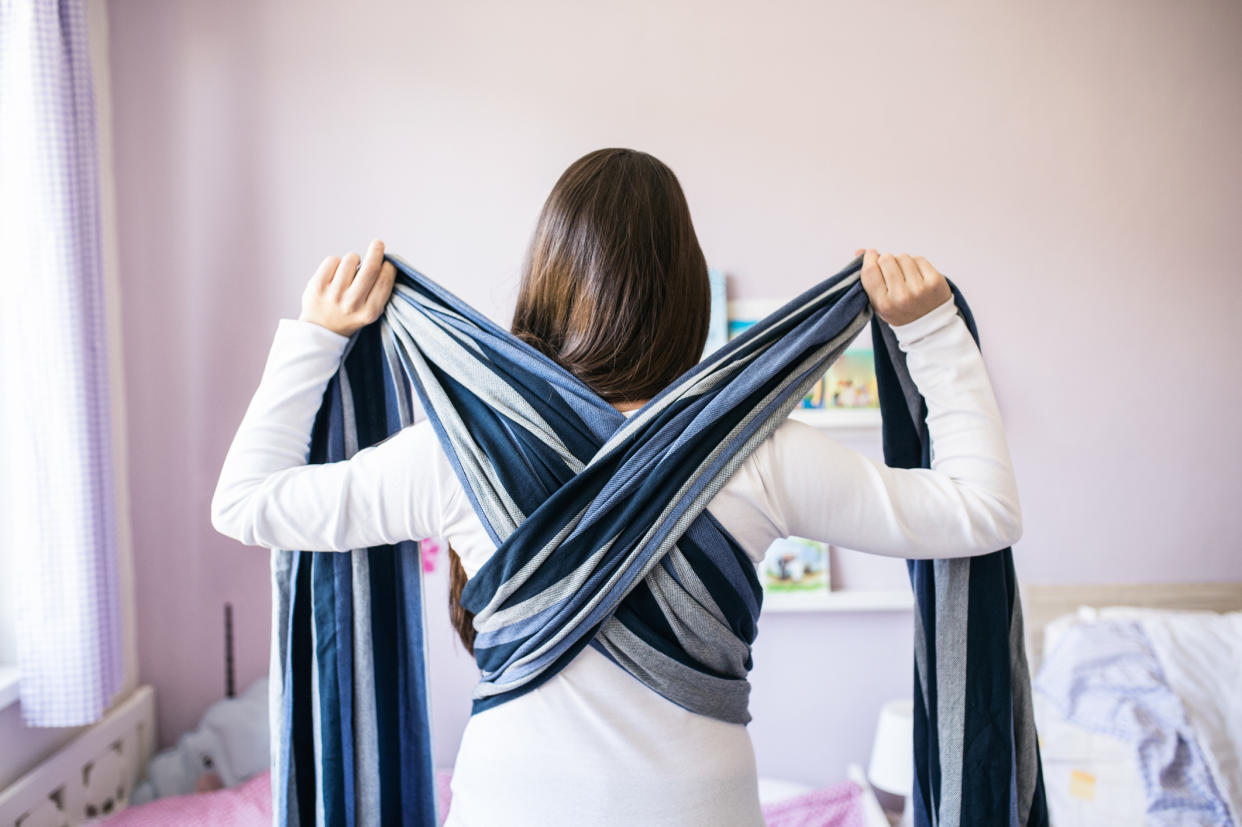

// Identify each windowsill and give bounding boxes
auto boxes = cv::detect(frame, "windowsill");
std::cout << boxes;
[0,664,19,710]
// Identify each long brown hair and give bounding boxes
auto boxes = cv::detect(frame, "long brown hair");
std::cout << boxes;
[447,148,711,655]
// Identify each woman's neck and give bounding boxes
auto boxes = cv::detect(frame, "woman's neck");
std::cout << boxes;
[611,398,649,413]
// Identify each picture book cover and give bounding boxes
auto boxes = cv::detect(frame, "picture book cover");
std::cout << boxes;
[760,536,830,593]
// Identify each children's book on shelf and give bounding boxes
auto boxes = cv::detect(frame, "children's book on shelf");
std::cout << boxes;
[759,536,830,593]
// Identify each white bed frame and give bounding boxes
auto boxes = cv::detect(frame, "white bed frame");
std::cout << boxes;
[0,686,154,827]
[1021,581,1242,675]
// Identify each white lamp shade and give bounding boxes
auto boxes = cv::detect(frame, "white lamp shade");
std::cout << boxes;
[867,698,913,796]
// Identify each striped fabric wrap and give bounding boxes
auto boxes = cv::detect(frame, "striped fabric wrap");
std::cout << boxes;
[270,252,1047,827]
[872,288,1049,827]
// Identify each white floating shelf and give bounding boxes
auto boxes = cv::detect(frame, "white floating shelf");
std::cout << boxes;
[761,589,914,613]
[788,407,882,430]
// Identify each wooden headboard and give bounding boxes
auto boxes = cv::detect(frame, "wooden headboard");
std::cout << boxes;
[1020,581,1242,675]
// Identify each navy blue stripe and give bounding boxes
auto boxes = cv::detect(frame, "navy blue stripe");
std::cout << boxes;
[367,547,402,826]
[287,553,317,824]
[910,661,934,823]
[311,553,345,827]
[961,551,1015,825]
[910,561,942,823]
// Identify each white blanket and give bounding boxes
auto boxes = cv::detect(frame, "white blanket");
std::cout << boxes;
[1038,606,1241,825]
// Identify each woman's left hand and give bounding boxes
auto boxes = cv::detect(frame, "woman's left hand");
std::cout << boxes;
[299,238,397,337]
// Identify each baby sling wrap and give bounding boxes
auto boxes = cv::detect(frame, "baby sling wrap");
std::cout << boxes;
[269,253,1048,827]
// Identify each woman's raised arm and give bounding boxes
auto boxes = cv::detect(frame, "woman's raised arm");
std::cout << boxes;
[210,239,446,552]
[209,315,448,551]
[758,252,1022,559]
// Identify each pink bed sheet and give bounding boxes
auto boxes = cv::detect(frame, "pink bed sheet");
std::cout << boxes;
[103,768,863,826]
[101,770,272,826]
[760,780,866,827]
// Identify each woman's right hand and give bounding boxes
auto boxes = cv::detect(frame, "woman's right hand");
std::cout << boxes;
[853,248,953,327]
[299,238,397,337]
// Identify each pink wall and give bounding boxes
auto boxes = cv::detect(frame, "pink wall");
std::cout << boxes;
[105,0,1242,783]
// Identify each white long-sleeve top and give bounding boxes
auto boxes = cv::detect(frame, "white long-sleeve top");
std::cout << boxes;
[211,293,1021,826]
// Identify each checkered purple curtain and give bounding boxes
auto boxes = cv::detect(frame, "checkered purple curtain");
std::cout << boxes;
[0,0,124,726]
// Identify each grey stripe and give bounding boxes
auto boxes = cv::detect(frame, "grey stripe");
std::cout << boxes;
[665,546,730,627]
[1008,585,1039,825]
[269,549,297,825]
[378,321,414,428]
[389,282,479,339]
[875,320,925,432]
[933,558,970,827]
[343,353,392,827]
[910,586,932,727]
[351,551,380,827]
[594,617,752,724]
[909,592,933,826]
[644,562,749,677]
[338,368,358,456]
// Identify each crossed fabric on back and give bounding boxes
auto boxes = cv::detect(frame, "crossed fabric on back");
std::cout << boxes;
[268,253,1048,827]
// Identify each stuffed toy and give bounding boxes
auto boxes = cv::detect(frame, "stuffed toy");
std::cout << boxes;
[130,677,269,805]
